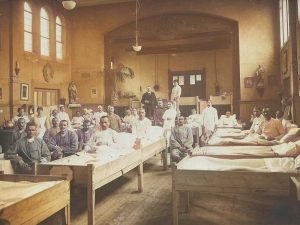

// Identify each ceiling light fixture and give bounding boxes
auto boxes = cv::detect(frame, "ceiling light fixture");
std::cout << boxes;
[132,0,142,52]
[62,1,76,10]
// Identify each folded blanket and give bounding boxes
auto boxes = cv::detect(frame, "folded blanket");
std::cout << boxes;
[264,157,296,172]
[271,142,297,156]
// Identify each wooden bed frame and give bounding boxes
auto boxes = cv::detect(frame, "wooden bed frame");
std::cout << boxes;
[172,162,300,225]
[37,137,166,225]
[0,174,70,225]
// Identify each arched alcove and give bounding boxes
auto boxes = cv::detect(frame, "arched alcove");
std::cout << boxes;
[104,12,240,115]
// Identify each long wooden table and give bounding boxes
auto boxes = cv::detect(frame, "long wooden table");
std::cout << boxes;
[0,174,70,225]
[172,156,300,225]
[38,137,166,225]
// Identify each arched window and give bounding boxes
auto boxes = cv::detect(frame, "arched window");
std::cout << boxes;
[56,16,63,59]
[40,7,50,56]
[24,2,32,52]
[279,0,289,47]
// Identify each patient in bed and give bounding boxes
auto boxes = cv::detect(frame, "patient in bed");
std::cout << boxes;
[187,108,202,129]
[218,111,238,127]
[261,107,285,141]
[86,116,119,151]
[132,108,152,139]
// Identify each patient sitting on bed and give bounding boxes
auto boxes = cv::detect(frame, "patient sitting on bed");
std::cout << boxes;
[85,116,118,151]
[218,111,238,127]
[187,108,202,128]
[261,107,285,141]
[132,108,152,139]
[170,116,193,163]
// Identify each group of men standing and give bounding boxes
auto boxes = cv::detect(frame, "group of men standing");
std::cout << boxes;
[141,80,181,119]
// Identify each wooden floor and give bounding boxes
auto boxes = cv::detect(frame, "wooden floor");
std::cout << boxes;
[42,156,300,225]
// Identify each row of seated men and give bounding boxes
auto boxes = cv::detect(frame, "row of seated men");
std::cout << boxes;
[4,103,195,173]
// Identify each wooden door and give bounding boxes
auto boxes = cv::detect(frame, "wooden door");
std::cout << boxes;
[169,69,206,99]
[33,89,59,117]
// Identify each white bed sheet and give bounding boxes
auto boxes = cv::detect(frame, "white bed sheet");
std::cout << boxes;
[177,156,298,173]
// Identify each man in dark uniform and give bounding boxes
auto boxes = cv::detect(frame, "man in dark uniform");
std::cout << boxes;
[141,86,157,119]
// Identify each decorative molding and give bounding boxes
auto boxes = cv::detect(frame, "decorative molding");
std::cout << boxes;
[43,63,54,82]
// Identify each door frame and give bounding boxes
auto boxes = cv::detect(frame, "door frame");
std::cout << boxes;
[168,69,206,99]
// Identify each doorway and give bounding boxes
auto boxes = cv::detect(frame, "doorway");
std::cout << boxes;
[33,88,60,117]
[169,70,206,99]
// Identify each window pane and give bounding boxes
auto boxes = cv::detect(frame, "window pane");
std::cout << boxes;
[40,8,50,56]
[41,18,49,37]
[41,8,49,19]
[24,32,32,52]
[24,2,32,52]
[298,0,300,21]
[56,16,62,25]
[280,0,283,47]
[24,11,32,32]
[24,2,31,12]
[56,42,63,59]
[56,24,62,42]
[283,0,288,43]
[41,37,50,56]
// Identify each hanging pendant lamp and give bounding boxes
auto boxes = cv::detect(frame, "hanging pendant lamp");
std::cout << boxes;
[62,1,76,10]
[132,0,142,52]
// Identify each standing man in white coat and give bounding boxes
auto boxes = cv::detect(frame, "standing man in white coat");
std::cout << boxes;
[170,80,181,115]
[202,99,218,141]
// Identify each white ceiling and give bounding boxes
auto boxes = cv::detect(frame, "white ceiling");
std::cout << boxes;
[74,0,136,7]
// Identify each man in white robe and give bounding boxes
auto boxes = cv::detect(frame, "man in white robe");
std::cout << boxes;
[162,101,177,145]
[132,108,152,139]
[86,116,118,149]
[249,107,264,134]
[218,111,238,127]
[92,105,107,127]
[57,105,71,125]
[170,80,181,114]
[202,99,218,139]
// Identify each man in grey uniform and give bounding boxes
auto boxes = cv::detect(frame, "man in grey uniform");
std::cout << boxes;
[5,122,51,174]
[170,116,193,163]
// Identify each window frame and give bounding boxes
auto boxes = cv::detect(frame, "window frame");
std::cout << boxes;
[40,7,50,57]
[55,16,63,60]
[24,1,33,53]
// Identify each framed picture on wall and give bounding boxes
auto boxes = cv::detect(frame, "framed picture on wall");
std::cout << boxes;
[244,77,254,88]
[20,83,29,101]
[0,87,2,100]
[91,88,97,98]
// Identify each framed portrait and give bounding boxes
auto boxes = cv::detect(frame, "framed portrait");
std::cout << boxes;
[268,75,277,86]
[91,88,97,98]
[244,77,254,88]
[20,83,29,101]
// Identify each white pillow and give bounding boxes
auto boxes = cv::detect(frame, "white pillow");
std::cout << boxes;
[287,123,297,132]
[279,127,300,143]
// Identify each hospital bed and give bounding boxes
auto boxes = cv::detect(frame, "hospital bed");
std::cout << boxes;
[0,174,70,225]
[37,136,166,225]
[172,155,300,225]
[192,143,300,159]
